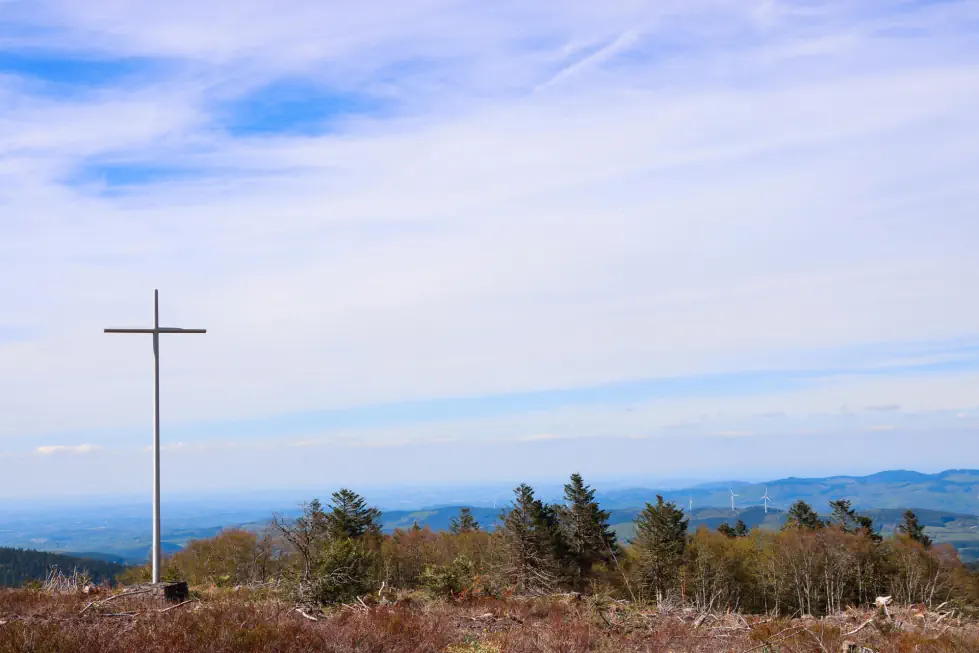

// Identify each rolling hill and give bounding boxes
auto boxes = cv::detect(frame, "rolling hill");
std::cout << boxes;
[594,469,979,514]
[3,469,979,564]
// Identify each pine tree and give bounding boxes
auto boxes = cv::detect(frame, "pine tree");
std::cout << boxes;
[783,500,824,530]
[897,509,932,548]
[500,483,568,592]
[829,499,857,532]
[717,519,749,538]
[326,489,383,540]
[854,514,882,543]
[633,495,688,600]
[556,473,618,591]
[450,507,480,534]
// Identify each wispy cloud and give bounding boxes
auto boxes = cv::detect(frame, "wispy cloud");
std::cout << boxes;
[35,444,101,455]
[868,425,896,432]
[515,433,565,442]
[714,430,755,438]
[535,30,641,91]
[1,0,978,492]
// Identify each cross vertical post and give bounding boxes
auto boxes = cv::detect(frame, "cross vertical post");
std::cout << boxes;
[153,290,161,584]
[105,290,206,584]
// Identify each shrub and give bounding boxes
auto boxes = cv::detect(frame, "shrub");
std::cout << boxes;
[420,556,477,598]
[302,537,374,605]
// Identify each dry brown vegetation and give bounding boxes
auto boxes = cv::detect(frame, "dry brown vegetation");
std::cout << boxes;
[2,586,978,653]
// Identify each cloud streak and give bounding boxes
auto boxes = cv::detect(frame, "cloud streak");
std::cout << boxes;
[35,444,101,455]
[0,0,978,491]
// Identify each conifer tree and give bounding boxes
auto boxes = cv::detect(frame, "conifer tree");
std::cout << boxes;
[854,514,882,543]
[501,483,568,592]
[783,500,824,530]
[633,495,688,600]
[556,473,618,591]
[450,507,480,534]
[829,499,858,532]
[897,509,932,548]
[717,519,749,538]
[326,489,383,540]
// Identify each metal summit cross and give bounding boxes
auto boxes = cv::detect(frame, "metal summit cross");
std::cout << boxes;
[104,290,206,584]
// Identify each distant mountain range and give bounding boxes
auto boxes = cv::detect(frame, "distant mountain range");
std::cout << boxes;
[2,469,978,564]
[593,468,979,514]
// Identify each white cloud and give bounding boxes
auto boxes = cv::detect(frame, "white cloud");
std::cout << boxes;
[35,444,101,455]
[0,0,977,474]
[868,425,895,432]
[515,433,564,442]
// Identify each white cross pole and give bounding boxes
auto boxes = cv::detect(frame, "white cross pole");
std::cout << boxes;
[104,290,205,584]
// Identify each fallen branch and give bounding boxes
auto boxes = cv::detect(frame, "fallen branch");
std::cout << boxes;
[79,589,154,615]
[295,608,319,622]
[801,626,830,653]
[741,626,804,653]
[846,617,875,636]
[159,599,198,614]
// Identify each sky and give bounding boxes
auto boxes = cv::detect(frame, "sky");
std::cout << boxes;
[1,0,978,499]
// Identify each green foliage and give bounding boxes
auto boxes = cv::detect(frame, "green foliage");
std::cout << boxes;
[420,556,477,598]
[717,520,749,538]
[827,500,882,543]
[897,510,932,548]
[0,548,125,587]
[305,537,374,605]
[327,489,383,540]
[783,500,825,530]
[633,495,688,600]
[556,473,618,591]
[829,499,857,532]
[449,508,480,534]
[501,484,569,593]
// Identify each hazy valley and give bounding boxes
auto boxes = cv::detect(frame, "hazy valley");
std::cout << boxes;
[3,468,978,566]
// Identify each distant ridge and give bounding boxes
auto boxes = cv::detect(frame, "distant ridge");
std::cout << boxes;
[593,469,979,515]
[0,547,127,587]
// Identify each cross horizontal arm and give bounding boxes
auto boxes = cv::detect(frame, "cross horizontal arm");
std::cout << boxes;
[104,328,207,334]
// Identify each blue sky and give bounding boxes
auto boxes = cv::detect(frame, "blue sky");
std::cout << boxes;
[1,0,978,497]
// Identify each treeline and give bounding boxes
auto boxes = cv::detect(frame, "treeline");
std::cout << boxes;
[139,475,979,615]
[0,547,127,587]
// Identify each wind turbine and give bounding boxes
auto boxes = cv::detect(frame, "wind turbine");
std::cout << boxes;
[730,489,739,513]
[761,487,771,514]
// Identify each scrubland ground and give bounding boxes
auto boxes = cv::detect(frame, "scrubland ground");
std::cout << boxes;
[1,587,977,653]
